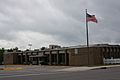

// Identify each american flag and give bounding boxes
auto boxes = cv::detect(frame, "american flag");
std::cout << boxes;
[86,13,98,23]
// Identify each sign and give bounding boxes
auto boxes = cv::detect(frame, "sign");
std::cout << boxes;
[103,58,120,64]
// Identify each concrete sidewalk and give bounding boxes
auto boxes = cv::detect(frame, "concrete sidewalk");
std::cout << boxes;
[0,65,120,71]
[55,65,120,72]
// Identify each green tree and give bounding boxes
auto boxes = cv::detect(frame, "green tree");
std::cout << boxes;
[0,48,5,65]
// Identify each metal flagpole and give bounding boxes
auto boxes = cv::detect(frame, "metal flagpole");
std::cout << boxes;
[85,9,90,66]
[85,9,89,47]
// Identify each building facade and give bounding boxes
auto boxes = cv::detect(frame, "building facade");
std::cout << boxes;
[4,44,120,66]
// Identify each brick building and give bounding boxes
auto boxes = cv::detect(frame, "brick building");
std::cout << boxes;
[4,44,120,66]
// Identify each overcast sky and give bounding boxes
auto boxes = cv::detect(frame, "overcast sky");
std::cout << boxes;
[0,0,120,49]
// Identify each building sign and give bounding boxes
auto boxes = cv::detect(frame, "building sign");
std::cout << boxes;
[103,58,120,64]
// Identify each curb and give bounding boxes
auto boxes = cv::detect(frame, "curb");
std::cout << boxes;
[0,68,23,70]
[0,68,4,70]
[91,67,108,70]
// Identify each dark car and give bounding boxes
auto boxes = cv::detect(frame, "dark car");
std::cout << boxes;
[39,61,48,65]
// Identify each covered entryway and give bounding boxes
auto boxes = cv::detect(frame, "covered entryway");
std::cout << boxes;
[29,55,48,65]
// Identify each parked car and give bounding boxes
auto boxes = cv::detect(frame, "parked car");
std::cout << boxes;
[39,61,48,65]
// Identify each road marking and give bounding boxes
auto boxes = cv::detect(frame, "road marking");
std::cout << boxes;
[0,73,50,78]
[0,74,11,75]
[0,72,66,78]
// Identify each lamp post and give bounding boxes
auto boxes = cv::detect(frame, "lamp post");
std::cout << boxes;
[28,43,32,50]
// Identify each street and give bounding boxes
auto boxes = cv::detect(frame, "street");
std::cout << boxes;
[0,66,120,80]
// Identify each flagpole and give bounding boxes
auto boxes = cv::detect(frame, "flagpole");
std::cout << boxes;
[85,9,89,47]
[85,9,90,66]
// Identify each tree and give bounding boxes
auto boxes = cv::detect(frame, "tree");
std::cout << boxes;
[0,48,5,65]
[41,47,46,50]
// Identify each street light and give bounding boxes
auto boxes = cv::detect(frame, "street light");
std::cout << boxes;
[28,43,32,50]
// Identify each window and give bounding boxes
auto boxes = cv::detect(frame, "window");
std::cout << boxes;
[75,49,78,54]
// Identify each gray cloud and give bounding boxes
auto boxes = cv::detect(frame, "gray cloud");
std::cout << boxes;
[0,0,120,48]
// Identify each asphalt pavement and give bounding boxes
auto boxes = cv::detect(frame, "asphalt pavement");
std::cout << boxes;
[0,65,120,80]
